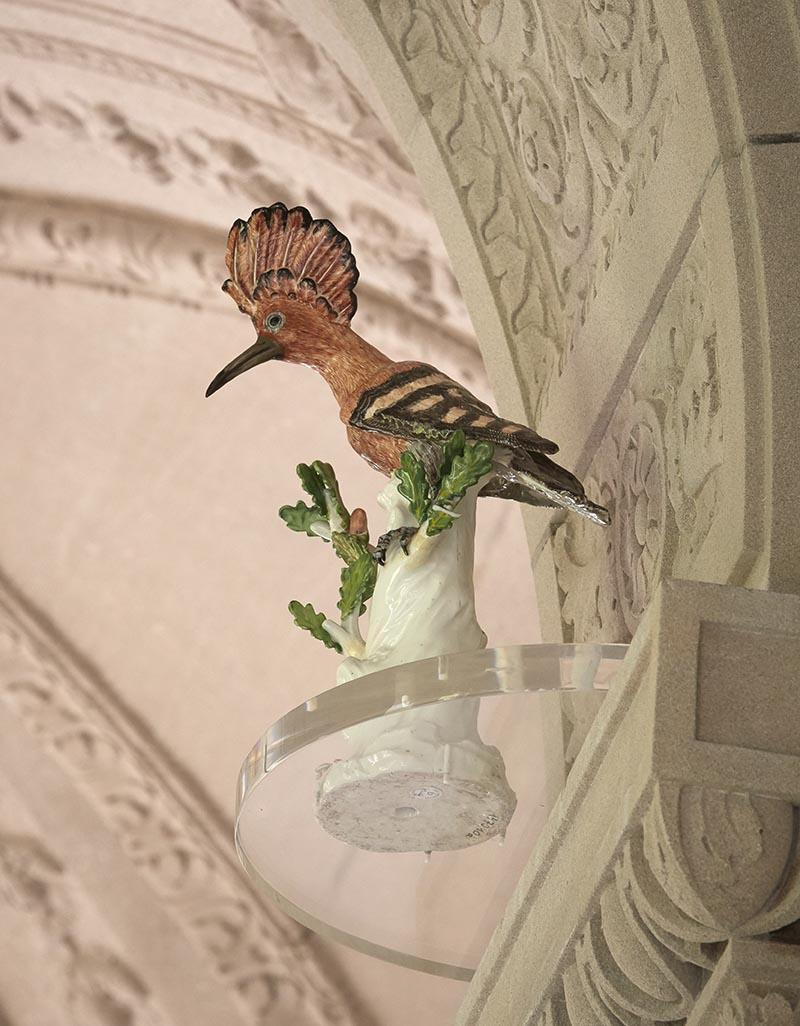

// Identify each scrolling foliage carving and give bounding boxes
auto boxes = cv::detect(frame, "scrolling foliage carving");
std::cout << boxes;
[534,782,800,1026]
[0,76,474,368]
[720,991,798,1026]
[0,828,168,1026]
[0,24,412,200]
[553,228,723,641]
[372,0,672,412]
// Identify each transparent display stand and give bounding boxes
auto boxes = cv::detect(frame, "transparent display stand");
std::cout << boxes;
[236,644,628,979]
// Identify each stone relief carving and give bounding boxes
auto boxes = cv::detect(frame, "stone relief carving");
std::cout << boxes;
[0,580,362,1026]
[0,0,480,354]
[532,779,800,1026]
[367,0,672,411]
[644,783,795,935]
[720,991,798,1026]
[553,228,723,641]
[477,0,671,334]
[0,828,168,1026]
[374,0,563,416]
[0,194,224,308]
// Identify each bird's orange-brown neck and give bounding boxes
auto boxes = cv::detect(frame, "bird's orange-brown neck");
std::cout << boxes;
[282,318,394,411]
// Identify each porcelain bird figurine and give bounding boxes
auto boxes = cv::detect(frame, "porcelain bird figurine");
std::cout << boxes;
[206,202,610,532]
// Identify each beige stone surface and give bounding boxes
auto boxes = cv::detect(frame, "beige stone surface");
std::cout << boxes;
[316,4,800,1022]
[457,580,800,1025]
[326,0,800,646]
[688,940,800,1025]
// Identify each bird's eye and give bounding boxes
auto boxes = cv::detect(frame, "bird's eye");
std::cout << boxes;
[265,312,285,333]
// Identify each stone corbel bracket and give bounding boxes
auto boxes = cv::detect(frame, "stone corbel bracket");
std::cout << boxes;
[458,579,800,1026]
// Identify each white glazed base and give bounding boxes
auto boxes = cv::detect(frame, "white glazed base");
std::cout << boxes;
[315,479,517,853]
[315,700,517,853]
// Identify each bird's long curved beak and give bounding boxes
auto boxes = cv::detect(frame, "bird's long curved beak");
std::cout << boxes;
[205,335,283,397]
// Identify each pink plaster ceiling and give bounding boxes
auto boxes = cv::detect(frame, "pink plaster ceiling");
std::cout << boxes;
[0,1,539,1023]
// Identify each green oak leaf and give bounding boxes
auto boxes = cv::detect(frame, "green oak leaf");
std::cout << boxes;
[438,429,466,481]
[312,460,350,528]
[425,510,457,535]
[395,450,430,525]
[426,440,494,536]
[338,551,377,619]
[288,600,342,652]
[436,440,494,505]
[279,500,327,537]
[331,531,371,565]
[296,463,327,513]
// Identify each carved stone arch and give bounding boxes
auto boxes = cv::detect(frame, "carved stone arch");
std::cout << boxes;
[317,0,800,641]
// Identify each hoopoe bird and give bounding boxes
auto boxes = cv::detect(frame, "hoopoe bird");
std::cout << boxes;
[207,203,610,539]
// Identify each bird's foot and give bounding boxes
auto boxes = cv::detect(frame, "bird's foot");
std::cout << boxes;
[372,526,418,565]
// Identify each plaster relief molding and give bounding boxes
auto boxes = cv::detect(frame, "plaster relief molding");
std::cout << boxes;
[0,72,474,335]
[3,0,266,74]
[331,0,673,418]
[0,192,483,382]
[0,22,415,201]
[0,192,227,310]
[0,810,171,1026]
[552,226,722,641]
[0,571,364,1026]
[464,0,673,349]
[367,0,564,417]
[0,0,479,341]
[537,783,798,1025]
[457,580,800,1026]
[228,0,411,176]
[718,991,797,1026]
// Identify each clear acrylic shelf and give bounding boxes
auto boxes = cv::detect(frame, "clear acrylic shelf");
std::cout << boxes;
[235,643,628,979]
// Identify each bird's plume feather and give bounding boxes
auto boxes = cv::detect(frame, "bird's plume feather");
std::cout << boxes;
[222,202,359,324]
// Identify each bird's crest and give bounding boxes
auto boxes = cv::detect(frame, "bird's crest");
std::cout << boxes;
[222,203,359,324]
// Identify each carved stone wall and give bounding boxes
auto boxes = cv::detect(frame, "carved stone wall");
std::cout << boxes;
[552,227,723,641]
[314,4,800,1023]
[340,0,671,407]
[455,580,800,1026]
[325,0,800,641]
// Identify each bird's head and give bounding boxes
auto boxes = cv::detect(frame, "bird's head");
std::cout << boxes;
[206,203,359,397]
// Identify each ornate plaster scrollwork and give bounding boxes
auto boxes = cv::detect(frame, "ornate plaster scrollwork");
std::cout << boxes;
[0,585,362,1026]
[645,783,796,935]
[0,23,411,199]
[553,228,723,641]
[0,829,168,1026]
[0,190,480,383]
[0,9,476,347]
[230,0,412,176]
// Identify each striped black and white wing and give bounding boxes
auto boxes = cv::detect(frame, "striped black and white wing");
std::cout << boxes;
[349,364,558,456]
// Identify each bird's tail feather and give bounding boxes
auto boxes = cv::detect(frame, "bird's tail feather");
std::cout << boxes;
[485,454,611,526]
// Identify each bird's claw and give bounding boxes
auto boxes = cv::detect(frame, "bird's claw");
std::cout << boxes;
[372,527,418,565]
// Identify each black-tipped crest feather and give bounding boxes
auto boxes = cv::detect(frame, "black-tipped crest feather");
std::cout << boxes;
[222,202,358,324]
